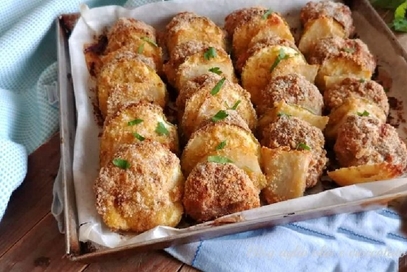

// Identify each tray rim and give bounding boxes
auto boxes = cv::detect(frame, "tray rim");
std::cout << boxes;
[58,0,407,262]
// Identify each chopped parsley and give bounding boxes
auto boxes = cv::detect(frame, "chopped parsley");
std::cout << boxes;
[208,155,233,164]
[204,47,217,60]
[359,78,365,83]
[112,158,131,169]
[357,110,370,117]
[133,132,145,141]
[209,67,222,75]
[342,47,355,54]
[296,142,311,151]
[230,100,241,110]
[127,119,143,126]
[270,48,291,72]
[215,140,227,150]
[155,122,169,136]
[277,112,291,118]
[140,36,158,47]
[372,0,407,32]
[211,110,229,122]
[210,78,226,95]
[262,9,274,19]
[137,42,145,54]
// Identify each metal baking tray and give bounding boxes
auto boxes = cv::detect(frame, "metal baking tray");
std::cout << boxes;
[58,0,407,262]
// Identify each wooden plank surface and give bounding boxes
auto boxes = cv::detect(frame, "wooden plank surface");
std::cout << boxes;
[0,134,192,272]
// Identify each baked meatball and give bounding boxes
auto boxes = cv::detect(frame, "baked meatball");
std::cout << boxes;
[183,162,260,222]
[324,77,389,115]
[95,141,184,232]
[300,1,354,37]
[257,73,324,116]
[334,115,407,169]
[261,116,327,188]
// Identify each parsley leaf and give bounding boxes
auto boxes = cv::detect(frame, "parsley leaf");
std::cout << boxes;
[209,67,222,75]
[211,110,229,122]
[357,110,370,116]
[210,78,226,95]
[230,100,241,110]
[208,155,233,164]
[140,36,158,47]
[137,43,145,54]
[133,132,145,141]
[296,142,311,151]
[270,48,290,72]
[342,47,356,54]
[112,158,131,169]
[359,78,366,83]
[215,140,227,150]
[155,122,169,136]
[128,119,143,126]
[204,47,217,60]
[371,0,407,32]
[262,9,274,19]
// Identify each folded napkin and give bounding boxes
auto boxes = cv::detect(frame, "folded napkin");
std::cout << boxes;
[1,0,406,271]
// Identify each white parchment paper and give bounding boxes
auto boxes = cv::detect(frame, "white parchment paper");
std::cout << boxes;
[69,0,407,248]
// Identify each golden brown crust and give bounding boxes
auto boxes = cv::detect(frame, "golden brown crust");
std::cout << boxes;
[224,7,266,38]
[95,140,184,232]
[257,73,323,116]
[334,115,407,169]
[100,102,179,167]
[300,0,354,37]
[183,162,260,222]
[97,56,166,118]
[165,11,226,54]
[308,36,376,73]
[324,77,389,115]
[261,116,327,188]
[106,17,157,53]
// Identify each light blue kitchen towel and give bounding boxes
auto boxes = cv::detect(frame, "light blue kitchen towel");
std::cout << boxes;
[1,0,407,271]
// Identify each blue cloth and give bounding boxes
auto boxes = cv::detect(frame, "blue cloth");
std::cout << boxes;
[1,0,406,271]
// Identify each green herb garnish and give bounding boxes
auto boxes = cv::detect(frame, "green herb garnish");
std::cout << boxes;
[230,100,241,110]
[262,9,274,19]
[270,48,290,72]
[137,43,145,54]
[359,78,365,83]
[342,47,356,54]
[210,78,226,95]
[357,110,370,117]
[372,0,407,32]
[296,142,311,151]
[215,140,227,150]
[204,47,217,60]
[140,36,158,47]
[208,155,233,164]
[209,67,222,75]
[133,132,145,141]
[211,110,229,122]
[112,158,131,169]
[128,119,143,126]
[155,122,169,136]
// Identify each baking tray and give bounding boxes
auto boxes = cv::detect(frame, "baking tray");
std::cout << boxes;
[58,0,407,262]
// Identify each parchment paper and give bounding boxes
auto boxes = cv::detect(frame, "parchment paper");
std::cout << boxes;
[69,0,407,248]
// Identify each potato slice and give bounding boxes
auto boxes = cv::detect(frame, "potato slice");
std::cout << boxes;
[100,102,179,167]
[241,45,305,105]
[181,122,261,177]
[181,77,256,139]
[261,146,312,204]
[328,163,404,187]
[97,57,166,118]
[257,101,329,134]
[324,75,359,90]
[271,60,319,84]
[233,12,294,59]
[175,48,237,90]
[299,17,346,55]
[166,12,226,54]
[325,97,387,141]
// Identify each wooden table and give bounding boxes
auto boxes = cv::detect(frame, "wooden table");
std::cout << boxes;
[0,134,196,271]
